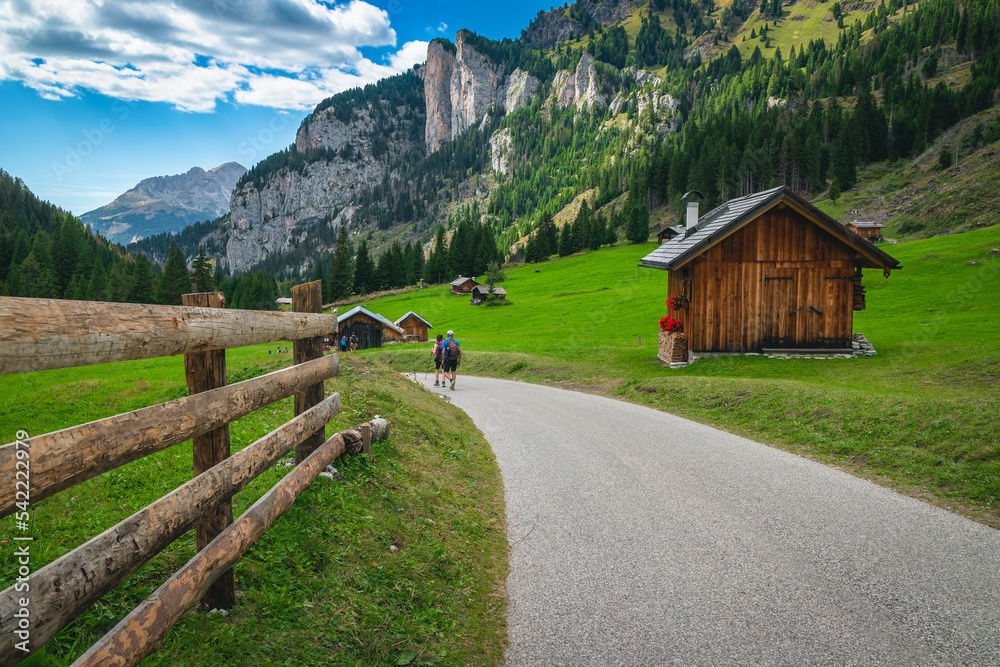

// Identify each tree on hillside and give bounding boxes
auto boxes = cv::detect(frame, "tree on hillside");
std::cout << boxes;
[626,205,650,243]
[158,240,190,305]
[424,225,449,283]
[190,245,215,293]
[328,227,354,300]
[128,254,158,304]
[558,221,573,257]
[353,239,375,294]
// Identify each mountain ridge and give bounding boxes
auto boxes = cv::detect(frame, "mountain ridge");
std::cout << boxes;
[81,162,246,244]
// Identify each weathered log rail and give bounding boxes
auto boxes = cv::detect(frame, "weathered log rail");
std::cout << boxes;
[0,285,387,666]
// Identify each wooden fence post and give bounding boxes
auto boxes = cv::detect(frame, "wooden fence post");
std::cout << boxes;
[181,291,235,610]
[293,280,326,464]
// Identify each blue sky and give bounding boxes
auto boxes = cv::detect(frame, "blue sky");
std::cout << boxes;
[0,0,554,216]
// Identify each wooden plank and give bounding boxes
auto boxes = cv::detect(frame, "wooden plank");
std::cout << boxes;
[0,395,342,667]
[181,292,233,611]
[0,355,339,518]
[293,281,326,464]
[0,297,339,375]
[71,420,390,667]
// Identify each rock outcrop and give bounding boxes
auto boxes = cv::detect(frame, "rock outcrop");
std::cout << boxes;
[226,76,424,274]
[424,40,456,153]
[504,68,539,115]
[425,32,508,152]
[549,53,608,112]
[490,127,513,176]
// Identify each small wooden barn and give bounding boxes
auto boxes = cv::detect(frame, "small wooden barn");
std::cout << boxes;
[394,311,433,342]
[450,276,479,294]
[337,306,405,350]
[657,225,683,244]
[640,186,901,353]
[470,284,507,305]
[845,220,885,241]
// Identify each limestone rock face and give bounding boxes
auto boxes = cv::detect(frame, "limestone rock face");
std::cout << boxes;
[504,68,539,115]
[226,91,423,274]
[450,32,505,139]
[490,127,513,176]
[425,32,509,152]
[549,53,608,111]
[424,40,455,153]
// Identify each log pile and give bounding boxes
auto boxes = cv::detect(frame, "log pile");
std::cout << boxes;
[658,332,689,365]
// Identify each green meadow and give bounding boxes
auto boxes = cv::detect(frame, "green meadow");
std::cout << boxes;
[369,228,1000,526]
[0,349,507,666]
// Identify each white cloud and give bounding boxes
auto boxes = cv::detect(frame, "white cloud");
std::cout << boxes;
[427,21,448,34]
[0,0,429,112]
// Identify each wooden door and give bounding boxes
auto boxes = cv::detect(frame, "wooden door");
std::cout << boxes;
[763,270,795,348]
[763,268,853,349]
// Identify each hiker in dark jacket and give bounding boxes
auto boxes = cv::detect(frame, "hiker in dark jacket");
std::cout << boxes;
[442,330,461,390]
[432,334,445,387]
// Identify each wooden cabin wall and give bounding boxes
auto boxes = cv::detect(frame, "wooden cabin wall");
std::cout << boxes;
[682,207,861,352]
[340,313,384,349]
[400,320,428,341]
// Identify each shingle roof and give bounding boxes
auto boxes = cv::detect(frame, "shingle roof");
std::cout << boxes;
[472,285,507,296]
[449,276,478,286]
[640,187,784,270]
[394,311,433,329]
[640,186,900,271]
[848,220,885,228]
[338,305,404,334]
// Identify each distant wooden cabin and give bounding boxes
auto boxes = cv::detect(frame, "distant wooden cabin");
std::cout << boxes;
[845,220,885,242]
[470,284,507,305]
[640,186,900,353]
[449,276,479,294]
[657,225,683,244]
[394,311,433,342]
[337,306,405,350]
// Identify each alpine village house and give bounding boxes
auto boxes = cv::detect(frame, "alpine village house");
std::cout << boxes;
[640,186,901,354]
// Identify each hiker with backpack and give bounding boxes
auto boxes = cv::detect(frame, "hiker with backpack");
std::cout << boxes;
[442,330,462,391]
[432,333,445,387]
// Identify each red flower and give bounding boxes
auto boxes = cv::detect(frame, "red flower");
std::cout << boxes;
[666,293,690,310]
[659,316,682,333]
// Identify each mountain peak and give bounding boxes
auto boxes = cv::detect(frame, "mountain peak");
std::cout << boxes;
[81,162,247,244]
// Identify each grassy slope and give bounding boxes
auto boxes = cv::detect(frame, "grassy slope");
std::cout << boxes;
[815,107,1000,238]
[366,229,1000,526]
[0,350,506,666]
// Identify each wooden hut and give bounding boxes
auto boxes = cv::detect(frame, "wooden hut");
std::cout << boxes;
[337,306,405,350]
[845,220,885,242]
[470,284,507,305]
[394,311,433,342]
[656,225,683,244]
[640,186,900,353]
[449,276,480,294]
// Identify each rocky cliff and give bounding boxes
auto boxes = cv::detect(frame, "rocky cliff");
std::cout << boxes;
[226,71,424,274]
[81,162,246,244]
[425,33,539,153]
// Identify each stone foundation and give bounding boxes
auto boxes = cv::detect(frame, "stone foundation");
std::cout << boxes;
[658,332,688,366]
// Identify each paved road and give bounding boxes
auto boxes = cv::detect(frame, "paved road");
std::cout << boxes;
[414,375,1000,666]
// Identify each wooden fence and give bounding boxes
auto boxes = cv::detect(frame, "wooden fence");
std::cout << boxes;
[0,282,390,666]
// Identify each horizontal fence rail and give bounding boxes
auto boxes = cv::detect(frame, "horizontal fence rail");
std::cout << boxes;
[0,296,338,375]
[0,396,343,665]
[0,355,340,518]
[73,421,390,667]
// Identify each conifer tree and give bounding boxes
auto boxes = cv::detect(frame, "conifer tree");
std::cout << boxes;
[626,204,650,243]
[158,240,190,305]
[558,222,573,256]
[190,245,215,293]
[128,254,158,304]
[353,239,375,294]
[328,227,354,300]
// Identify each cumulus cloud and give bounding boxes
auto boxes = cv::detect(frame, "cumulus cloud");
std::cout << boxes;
[0,0,429,112]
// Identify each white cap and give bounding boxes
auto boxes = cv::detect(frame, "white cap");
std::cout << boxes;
[447,330,454,336]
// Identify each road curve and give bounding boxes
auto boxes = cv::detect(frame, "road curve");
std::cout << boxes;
[413,374,1000,666]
